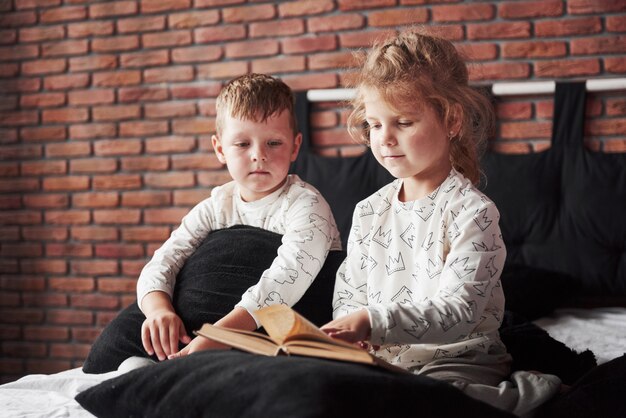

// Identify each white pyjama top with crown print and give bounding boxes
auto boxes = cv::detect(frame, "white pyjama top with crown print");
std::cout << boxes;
[137,174,341,326]
[333,169,507,371]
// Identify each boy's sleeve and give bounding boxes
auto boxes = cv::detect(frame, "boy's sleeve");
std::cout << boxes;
[236,190,338,327]
[367,201,507,346]
[136,198,215,310]
[332,204,369,319]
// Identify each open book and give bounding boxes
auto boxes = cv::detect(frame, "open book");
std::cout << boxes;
[195,305,404,373]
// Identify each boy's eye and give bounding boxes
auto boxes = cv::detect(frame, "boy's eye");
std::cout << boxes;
[234,142,249,148]
[268,140,282,147]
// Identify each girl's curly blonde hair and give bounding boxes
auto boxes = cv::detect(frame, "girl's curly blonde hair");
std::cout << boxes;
[347,29,495,184]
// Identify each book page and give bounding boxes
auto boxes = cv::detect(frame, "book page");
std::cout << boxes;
[195,324,281,357]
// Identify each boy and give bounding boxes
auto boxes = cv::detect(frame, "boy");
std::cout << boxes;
[138,74,341,361]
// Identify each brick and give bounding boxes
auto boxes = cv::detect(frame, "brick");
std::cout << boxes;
[68,89,114,106]
[145,136,196,154]
[469,62,530,81]
[282,34,336,54]
[0,308,44,324]
[225,39,279,58]
[120,120,168,137]
[19,25,65,43]
[607,15,626,33]
[0,11,37,28]
[40,5,86,23]
[467,22,530,40]
[20,259,67,274]
[500,121,552,139]
[0,110,38,126]
[605,57,626,74]
[1,275,45,291]
[70,158,117,174]
[21,58,66,75]
[72,327,103,343]
[93,104,141,122]
[45,142,90,158]
[70,260,119,276]
[42,176,89,191]
[93,208,141,224]
[502,41,567,58]
[121,226,170,242]
[195,0,244,6]
[0,78,40,94]
[144,66,194,83]
[1,243,43,257]
[173,189,211,206]
[121,155,169,171]
[586,119,626,136]
[93,174,141,190]
[571,36,626,55]
[67,20,114,38]
[19,93,63,109]
[194,25,246,43]
[432,3,494,22]
[46,242,93,257]
[604,138,626,153]
[140,0,191,14]
[69,123,116,140]
[172,45,222,63]
[71,226,118,241]
[198,100,216,116]
[455,43,498,61]
[97,310,121,325]
[535,17,601,37]
[49,277,95,292]
[338,30,392,48]
[145,208,188,224]
[89,1,137,18]
[43,208,90,224]
[121,49,169,68]
[22,160,67,176]
[283,73,337,91]
[143,30,191,48]
[170,83,222,99]
[534,58,600,78]
[0,63,18,77]
[172,118,215,135]
[41,39,88,57]
[16,0,60,9]
[23,326,69,341]
[119,86,169,102]
[172,153,221,170]
[117,15,165,33]
[197,61,249,80]
[23,293,69,308]
[223,4,275,23]
[278,0,334,17]
[92,35,139,53]
[496,102,533,120]
[311,129,353,147]
[95,243,143,258]
[0,259,19,273]
[69,55,117,73]
[42,108,88,124]
[121,191,171,207]
[98,277,137,293]
[25,360,72,375]
[44,73,89,90]
[0,144,42,160]
[47,309,93,325]
[23,193,68,208]
[2,342,46,358]
[0,29,16,45]
[607,99,626,116]
[252,53,307,74]
[250,18,304,38]
[308,51,357,71]
[145,101,196,119]
[0,44,38,61]
[20,126,66,142]
[144,172,195,188]
[499,0,563,18]
[308,14,365,33]
[22,226,68,241]
[92,70,141,87]
[567,0,626,14]
[368,8,428,27]
[169,10,219,28]
[0,164,18,178]
[72,192,119,208]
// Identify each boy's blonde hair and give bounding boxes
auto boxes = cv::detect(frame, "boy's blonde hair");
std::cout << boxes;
[215,73,298,137]
[347,29,495,184]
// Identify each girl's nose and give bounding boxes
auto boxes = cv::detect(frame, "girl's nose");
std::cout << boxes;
[381,127,396,146]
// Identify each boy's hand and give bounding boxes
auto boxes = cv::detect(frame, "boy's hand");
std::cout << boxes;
[321,309,372,346]
[141,309,191,361]
[168,335,228,359]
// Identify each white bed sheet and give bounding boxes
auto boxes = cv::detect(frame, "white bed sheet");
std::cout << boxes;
[1,307,625,418]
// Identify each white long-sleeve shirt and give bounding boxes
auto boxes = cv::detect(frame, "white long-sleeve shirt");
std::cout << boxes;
[137,174,341,325]
[333,169,507,370]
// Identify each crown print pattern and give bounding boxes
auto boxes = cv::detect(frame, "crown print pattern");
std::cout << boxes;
[333,169,507,369]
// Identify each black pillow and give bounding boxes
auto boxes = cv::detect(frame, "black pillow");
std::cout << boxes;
[76,350,514,418]
[82,225,344,374]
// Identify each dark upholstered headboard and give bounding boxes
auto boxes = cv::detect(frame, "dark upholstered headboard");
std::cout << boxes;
[292,84,626,304]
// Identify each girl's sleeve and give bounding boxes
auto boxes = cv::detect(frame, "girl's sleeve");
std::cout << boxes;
[332,204,370,319]
[367,200,507,346]
[136,199,215,310]
[236,191,339,327]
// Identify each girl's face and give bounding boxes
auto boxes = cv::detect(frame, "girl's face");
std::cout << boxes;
[362,87,452,202]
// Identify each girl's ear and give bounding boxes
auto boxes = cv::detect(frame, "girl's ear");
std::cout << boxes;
[448,103,463,137]
[290,133,302,162]
[212,135,227,164]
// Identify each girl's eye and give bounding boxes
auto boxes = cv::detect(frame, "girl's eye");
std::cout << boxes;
[398,121,413,127]
[368,123,381,130]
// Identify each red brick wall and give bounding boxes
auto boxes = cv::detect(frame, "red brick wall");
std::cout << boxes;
[1,0,625,382]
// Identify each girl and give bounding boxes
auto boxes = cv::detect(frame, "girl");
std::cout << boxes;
[321,30,560,415]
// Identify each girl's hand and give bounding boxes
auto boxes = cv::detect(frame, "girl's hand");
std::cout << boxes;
[141,309,191,361]
[321,309,372,345]
[168,335,228,359]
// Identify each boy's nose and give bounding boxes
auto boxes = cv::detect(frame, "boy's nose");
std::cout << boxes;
[251,147,267,161]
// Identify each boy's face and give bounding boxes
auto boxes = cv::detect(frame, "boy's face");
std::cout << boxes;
[212,109,302,202]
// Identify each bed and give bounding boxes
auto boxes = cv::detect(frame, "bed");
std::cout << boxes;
[1,82,625,418]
